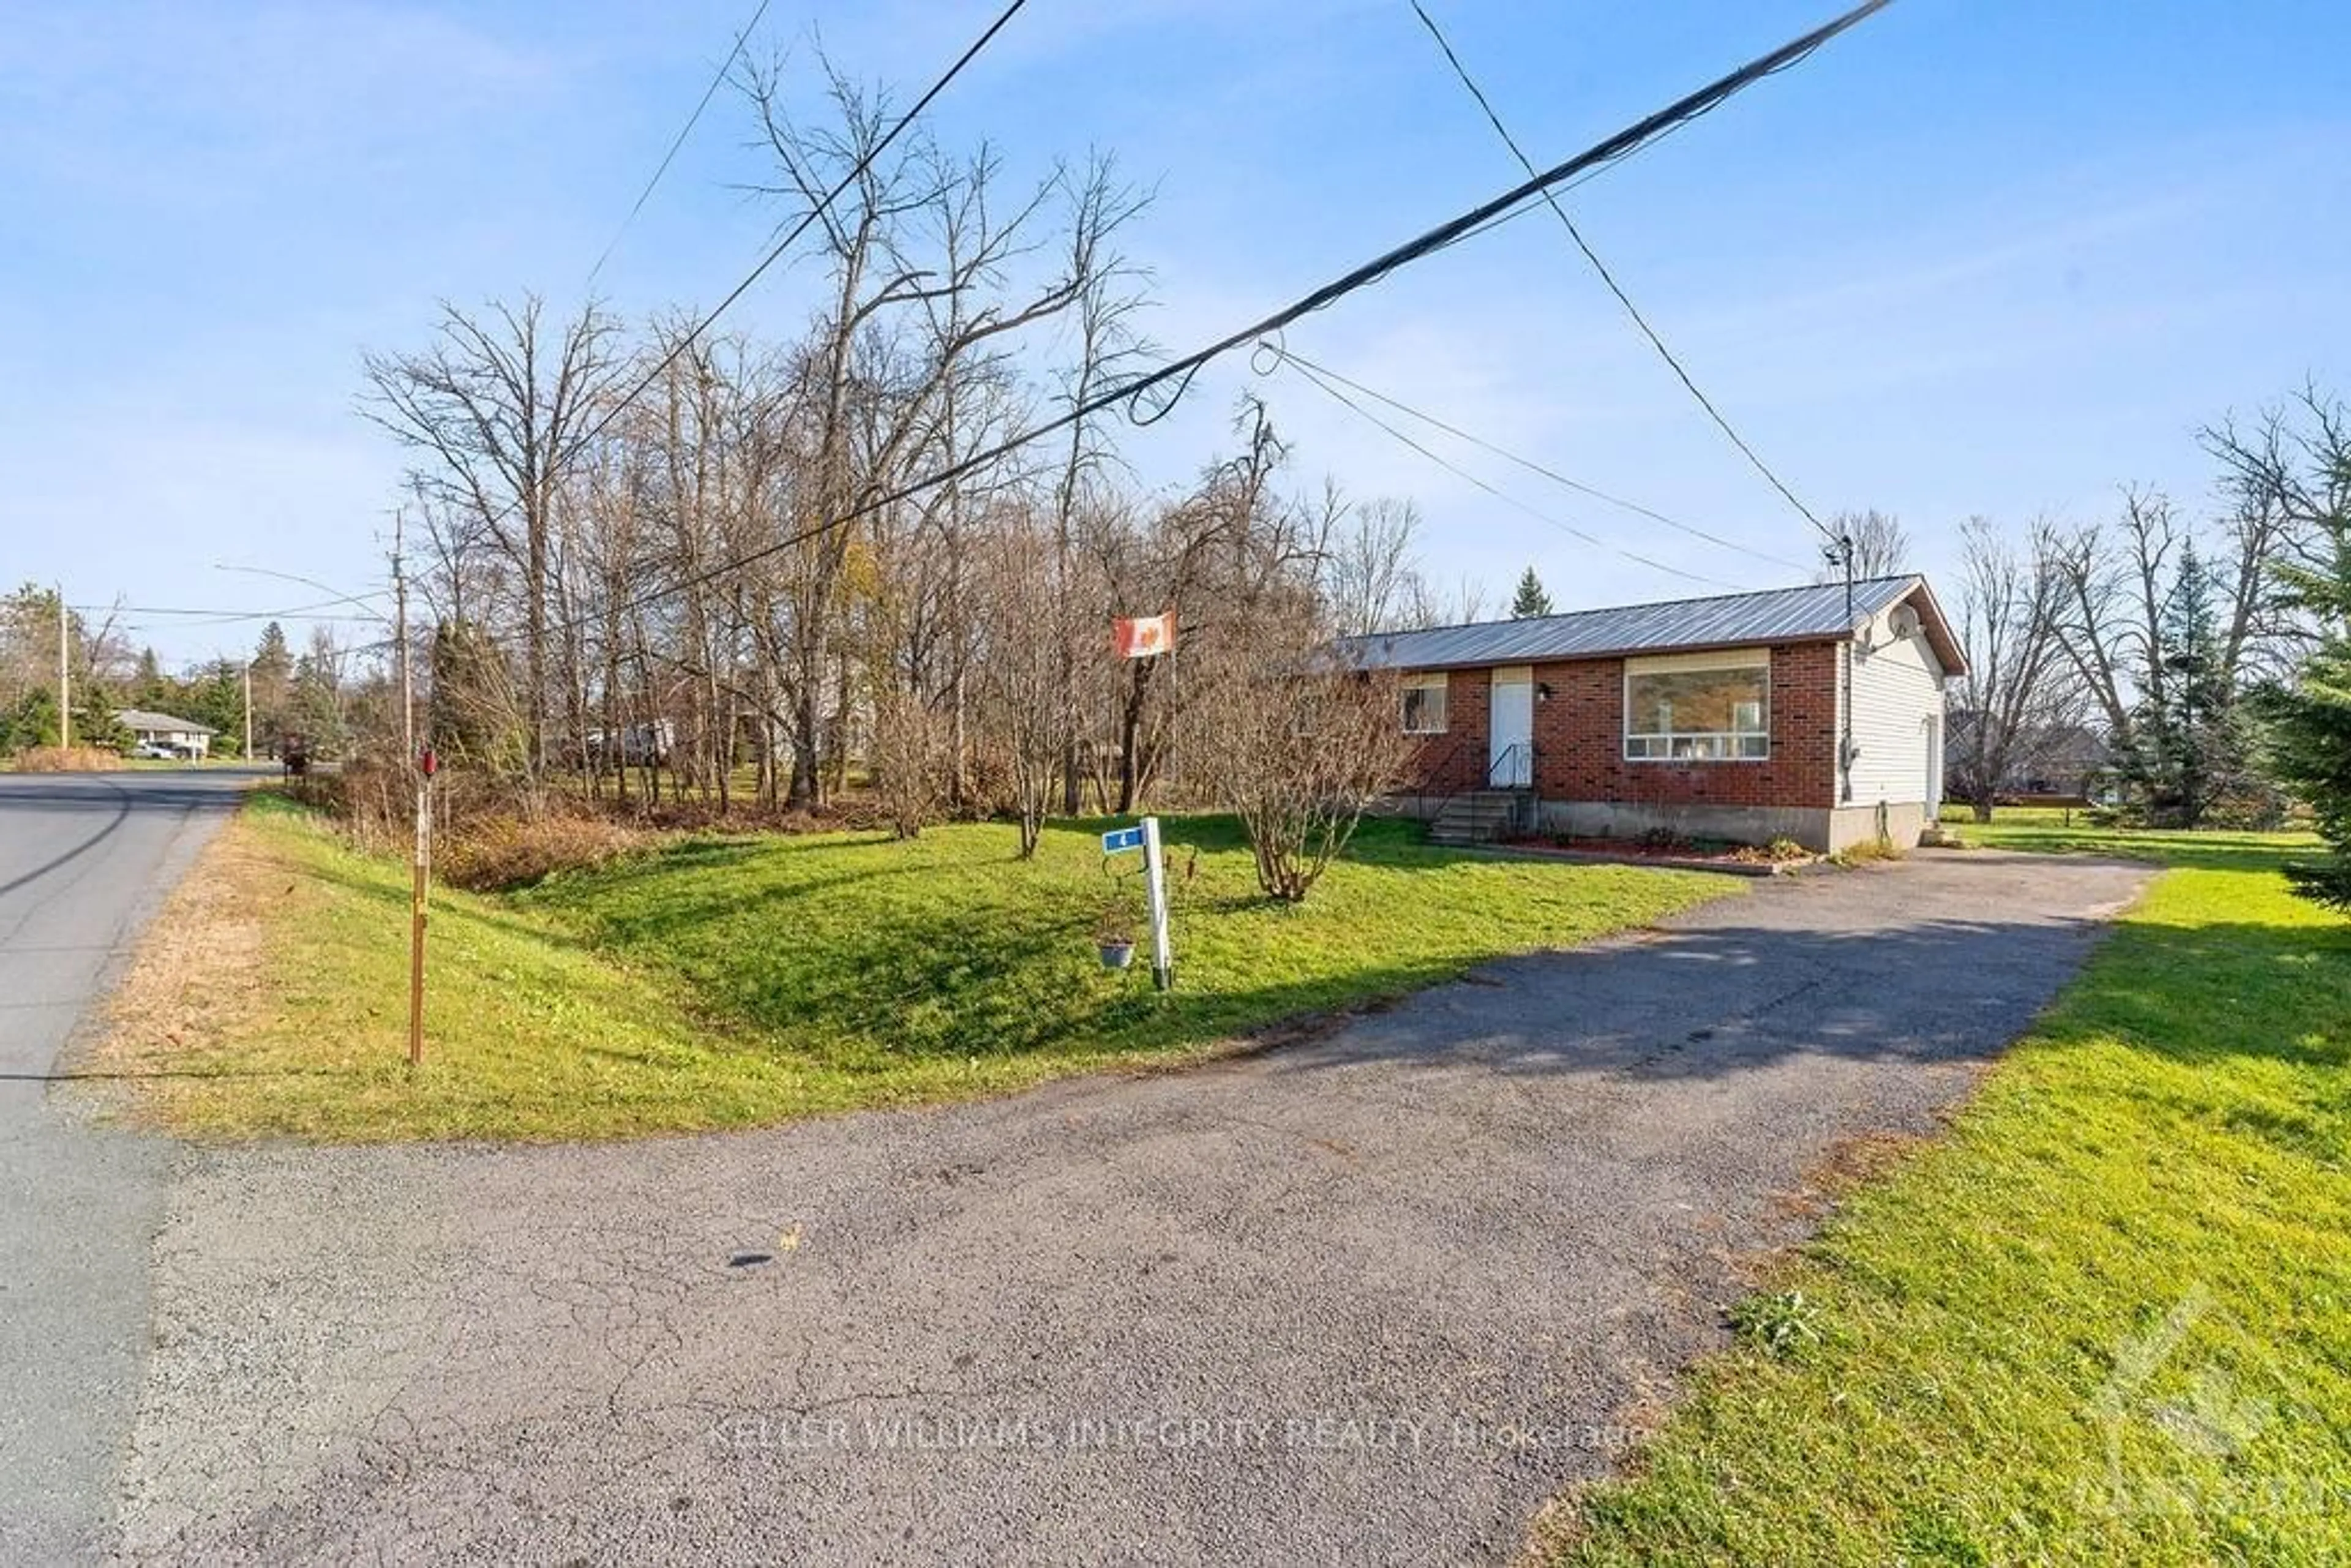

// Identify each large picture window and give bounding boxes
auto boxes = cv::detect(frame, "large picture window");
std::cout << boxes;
[1401,673,1449,735]
[1624,655,1769,760]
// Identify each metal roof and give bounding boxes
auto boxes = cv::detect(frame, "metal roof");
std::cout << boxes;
[1349,576,1955,671]
[114,708,217,734]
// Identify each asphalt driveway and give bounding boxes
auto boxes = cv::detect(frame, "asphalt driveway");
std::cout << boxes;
[112,848,2149,1565]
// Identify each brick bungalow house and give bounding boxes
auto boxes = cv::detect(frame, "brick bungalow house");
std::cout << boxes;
[1352,576,1965,852]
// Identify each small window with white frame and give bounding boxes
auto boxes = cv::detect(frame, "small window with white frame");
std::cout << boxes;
[1400,673,1449,735]
[1624,651,1769,760]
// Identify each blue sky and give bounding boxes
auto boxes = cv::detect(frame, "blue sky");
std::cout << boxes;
[4,0,2346,665]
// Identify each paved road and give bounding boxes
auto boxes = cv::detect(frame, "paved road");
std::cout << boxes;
[0,768,256,1561]
[103,847,2150,1566]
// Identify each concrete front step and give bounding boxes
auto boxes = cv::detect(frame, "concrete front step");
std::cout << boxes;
[1437,791,1523,811]
[1428,790,1531,846]
[1432,801,1517,822]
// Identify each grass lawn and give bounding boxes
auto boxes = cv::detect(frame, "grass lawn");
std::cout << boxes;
[1546,813,2351,1566]
[88,796,1731,1141]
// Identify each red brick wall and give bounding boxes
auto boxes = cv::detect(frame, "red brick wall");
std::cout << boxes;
[1397,643,1838,808]
[1400,668,1490,795]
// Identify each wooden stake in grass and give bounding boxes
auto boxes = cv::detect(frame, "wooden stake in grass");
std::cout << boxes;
[408,759,431,1069]
[395,521,430,1070]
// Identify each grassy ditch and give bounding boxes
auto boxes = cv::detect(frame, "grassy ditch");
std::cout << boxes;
[86,796,1731,1142]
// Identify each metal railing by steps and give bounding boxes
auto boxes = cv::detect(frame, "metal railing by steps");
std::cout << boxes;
[1422,740,1535,846]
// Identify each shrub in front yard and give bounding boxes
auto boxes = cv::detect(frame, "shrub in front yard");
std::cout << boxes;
[1179,611,1413,903]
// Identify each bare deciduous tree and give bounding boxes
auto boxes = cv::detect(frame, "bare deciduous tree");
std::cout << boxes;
[1400,572,1491,629]
[742,56,1108,808]
[364,297,623,793]
[975,505,1083,856]
[1816,508,1911,582]
[1324,497,1428,637]
[1948,517,2085,820]
[2201,388,2341,674]
[2048,486,2183,746]
[339,54,1491,893]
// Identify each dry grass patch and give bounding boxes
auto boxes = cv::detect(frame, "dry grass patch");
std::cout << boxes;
[437,811,648,891]
[10,745,126,772]
[1777,1128,1931,1217]
[74,808,284,1111]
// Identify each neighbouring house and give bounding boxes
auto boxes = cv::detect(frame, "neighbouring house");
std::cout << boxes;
[1944,713,2110,804]
[114,708,217,759]
[1351,576,1965,853]
[583,719,676,768]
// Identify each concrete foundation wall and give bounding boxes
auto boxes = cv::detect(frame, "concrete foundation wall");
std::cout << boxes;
[1507,797,1935,852]
[1533,799,1836,851]
[1826,800,1931,852]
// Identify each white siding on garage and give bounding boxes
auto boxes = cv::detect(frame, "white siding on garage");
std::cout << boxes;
[1844,601,1947,808]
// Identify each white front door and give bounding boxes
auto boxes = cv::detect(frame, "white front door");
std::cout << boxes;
[1489,667,1534,788]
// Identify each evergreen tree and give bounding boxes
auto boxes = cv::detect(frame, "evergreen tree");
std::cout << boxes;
[2115,544,2252,827]
[2262,519,2351,907]
[250,621,294,745]
[288,636,350,756]
[74,681,133,751]
[3,688,60,752]
[133,647,169,710]
[179,659,249,756]
[0,585,66,754]
[1510,566,1553,619]
[430,619,528,778]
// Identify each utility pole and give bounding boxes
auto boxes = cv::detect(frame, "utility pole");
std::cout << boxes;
[56,585,70,749]
[1837,533,1856,803]
[242,663,253,760]
[394,516,428,1069]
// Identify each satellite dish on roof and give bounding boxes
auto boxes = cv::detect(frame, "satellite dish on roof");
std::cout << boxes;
[1888,604,1922,640]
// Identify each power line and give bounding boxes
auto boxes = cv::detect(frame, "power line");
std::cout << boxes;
[68,599,383,625]
[213,563,397,628]
[1273,351,1737,590]
[385,0,1030,613]
[1409,0,1858,546]
[537,0,1891,640]
[585,0,778,289]
[570,0,1029,474]
[1254,340,1813,572]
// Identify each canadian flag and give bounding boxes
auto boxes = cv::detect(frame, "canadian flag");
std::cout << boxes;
[1112,612,1176,660]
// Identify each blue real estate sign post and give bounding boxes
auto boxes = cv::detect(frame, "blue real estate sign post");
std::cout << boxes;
[1100,818,1174,991]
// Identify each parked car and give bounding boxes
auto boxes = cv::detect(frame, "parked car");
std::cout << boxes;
[130,741,179,760]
